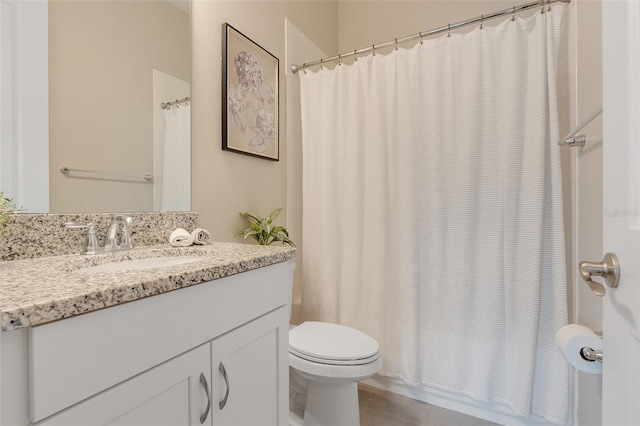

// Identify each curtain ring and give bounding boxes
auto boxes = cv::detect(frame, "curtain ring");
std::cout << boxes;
[395,38,398,50]
[320,58,323,70]
[302,63,307,74]
[480,14,484,30]
[337,53,341,66]
[354,49,358,61]
[512,5,516,21]
[419,31,423,45]
[448,23,451,37]
[547,0,551,12]
[372,45,376,56]
[540,0,545,14]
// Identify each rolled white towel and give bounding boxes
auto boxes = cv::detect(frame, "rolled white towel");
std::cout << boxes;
[191,228,211,245]
[169,228,193,247]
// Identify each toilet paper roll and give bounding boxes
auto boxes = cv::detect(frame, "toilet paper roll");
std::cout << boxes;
[556,324,603,374]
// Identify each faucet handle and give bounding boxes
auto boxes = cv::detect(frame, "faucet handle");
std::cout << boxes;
[119,216,134,250]
[65,222,101,255]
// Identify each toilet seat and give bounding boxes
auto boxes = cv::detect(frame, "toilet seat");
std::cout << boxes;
[289,347,379,366]
[289,322,380,366]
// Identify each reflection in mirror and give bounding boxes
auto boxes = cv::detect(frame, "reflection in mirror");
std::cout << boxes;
[49,0,191,213]
[1,0,190,213]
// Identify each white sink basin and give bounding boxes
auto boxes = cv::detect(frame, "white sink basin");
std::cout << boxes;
[78,256,203,273]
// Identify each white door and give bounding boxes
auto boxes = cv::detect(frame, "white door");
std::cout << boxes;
[602,1,640,425]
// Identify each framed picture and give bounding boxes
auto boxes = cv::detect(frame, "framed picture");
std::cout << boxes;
[222,23,279,161]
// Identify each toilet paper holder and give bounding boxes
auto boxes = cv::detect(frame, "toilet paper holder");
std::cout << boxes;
[557,324,603,373]
[580,346,603,363]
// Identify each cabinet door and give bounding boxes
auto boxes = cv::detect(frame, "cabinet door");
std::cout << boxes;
[211,307,289,426]
[37,344,212,426]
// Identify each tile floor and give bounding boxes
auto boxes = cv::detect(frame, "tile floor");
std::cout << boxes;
[358,384,500,426]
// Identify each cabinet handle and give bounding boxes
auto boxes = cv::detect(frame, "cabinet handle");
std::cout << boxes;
[200,372,211,424]
[219,362,230,410]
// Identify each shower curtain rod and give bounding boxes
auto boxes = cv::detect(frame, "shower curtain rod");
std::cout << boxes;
[160,96,190,110]
[290,0,570,74]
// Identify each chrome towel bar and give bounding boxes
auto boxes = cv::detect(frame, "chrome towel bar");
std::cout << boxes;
[60,166,153,182]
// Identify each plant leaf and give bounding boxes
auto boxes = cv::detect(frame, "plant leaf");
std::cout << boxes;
[243,229,259,239]
[268,208,282,223]
[240,211,263,224]
[272,226,289,237]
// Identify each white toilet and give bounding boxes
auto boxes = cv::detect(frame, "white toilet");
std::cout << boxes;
[289,321,382,426]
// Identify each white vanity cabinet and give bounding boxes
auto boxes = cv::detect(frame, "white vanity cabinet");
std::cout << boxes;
[0,260,294,426]
[37,306,289,426]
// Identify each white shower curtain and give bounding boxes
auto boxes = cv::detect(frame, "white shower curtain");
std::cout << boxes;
[162,104,191,211]
[300,7,569,424]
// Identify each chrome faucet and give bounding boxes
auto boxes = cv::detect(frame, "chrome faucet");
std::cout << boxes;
[66,215,134,255]
[104,215,134,252]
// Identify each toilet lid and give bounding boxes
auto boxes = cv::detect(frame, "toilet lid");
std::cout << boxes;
[289,322,379,362]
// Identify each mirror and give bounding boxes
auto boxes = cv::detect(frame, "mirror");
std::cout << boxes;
[3,0,190,213]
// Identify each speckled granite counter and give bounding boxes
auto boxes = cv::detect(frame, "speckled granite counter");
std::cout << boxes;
[1,242,296,331]
[1,212,198,261]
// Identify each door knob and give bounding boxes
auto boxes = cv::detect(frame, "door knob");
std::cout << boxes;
[579,253,620,297]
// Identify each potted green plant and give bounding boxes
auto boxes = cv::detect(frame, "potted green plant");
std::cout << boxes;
[235,208,295,247]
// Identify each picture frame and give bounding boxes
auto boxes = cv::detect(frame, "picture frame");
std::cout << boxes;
[222,23,279,161]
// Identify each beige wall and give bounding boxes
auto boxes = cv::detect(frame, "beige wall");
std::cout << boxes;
[572,0,603,331]
[338,1,525,52]
[285,19,330,325]
[569,1,604,424]
[49,0,190,213]
[191,1,337,243]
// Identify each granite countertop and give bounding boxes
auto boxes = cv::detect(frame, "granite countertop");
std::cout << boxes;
[0,242,296,331]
